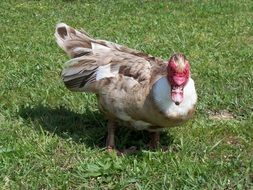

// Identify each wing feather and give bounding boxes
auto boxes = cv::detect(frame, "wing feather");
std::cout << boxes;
[55,23,166,93]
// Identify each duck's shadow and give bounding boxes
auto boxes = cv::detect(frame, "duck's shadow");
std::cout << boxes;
[19,105,174,150]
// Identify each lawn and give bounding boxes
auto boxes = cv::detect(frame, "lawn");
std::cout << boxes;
[0,0,253,189]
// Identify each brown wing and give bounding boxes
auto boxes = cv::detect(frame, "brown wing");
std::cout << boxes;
[55,23,167,93]
[61,47,157,93]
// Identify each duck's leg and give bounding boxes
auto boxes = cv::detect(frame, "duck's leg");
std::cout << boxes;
[106,120,117,152]
[148,131,160,149]
[106,120,138,155]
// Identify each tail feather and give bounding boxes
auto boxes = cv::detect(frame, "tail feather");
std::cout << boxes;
[55,23,93,58]
[55,23,154,60]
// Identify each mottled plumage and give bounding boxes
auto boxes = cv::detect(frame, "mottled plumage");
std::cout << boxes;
[55,23,197,152]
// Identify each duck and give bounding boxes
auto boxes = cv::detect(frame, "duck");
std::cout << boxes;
[55,23,197,153]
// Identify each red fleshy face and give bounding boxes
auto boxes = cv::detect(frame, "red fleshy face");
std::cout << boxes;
[167,54,190,86]
[167,54,190,105]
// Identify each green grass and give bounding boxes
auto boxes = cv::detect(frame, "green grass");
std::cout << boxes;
[0,0,253,189]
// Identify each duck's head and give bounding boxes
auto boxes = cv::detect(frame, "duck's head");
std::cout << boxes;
[167,53,190,105]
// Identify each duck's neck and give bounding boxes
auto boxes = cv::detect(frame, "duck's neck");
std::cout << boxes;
[151,76,197,117]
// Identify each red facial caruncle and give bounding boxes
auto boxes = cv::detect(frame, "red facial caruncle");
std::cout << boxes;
[167,53,190,105]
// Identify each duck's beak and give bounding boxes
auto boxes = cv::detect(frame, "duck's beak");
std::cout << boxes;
[171,86,184,105]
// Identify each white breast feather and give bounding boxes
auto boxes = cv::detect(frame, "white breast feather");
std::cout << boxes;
[152,77,197,117]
